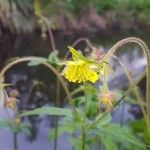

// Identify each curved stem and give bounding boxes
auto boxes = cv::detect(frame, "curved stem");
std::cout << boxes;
[113,55,147,120]
[44,18,56,52]
[0,57,80,121]
[103,37,150,134]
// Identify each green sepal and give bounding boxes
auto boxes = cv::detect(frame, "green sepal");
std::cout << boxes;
[68,46,98,64]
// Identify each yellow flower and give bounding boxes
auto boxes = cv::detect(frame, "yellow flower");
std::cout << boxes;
[63,60,99,83]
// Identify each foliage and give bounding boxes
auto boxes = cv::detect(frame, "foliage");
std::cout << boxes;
[20,106,72,117]
[0,118,31,135]
[130,118,150,145]
[0,0,150,33]
[0,37,149,150]
[20,82,146,149]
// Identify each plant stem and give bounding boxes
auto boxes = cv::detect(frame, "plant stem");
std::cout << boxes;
[54,72,61,150]
[13,133,18,150]
[88,69,146,128]
[0,56,81,122]
[84,83,88,112]
[103,37,150,135]
[81,126,86,150]
[114,56,147,120]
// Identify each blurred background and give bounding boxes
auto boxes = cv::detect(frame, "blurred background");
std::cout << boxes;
[0,0,149,150]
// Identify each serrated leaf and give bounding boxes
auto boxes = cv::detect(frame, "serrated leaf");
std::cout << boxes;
[98,124,146,149]
[19,106,72,117]
[27,58,47,66]
[101,136,118,150]
[94,113,112,126]
[130,119,150,144]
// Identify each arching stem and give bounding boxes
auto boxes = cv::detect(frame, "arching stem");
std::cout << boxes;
[103,37,150,134]
[0,57,81,121]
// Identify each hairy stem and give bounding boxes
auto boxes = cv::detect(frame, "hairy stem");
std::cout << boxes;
[114,56,147,120]
[0,57,81,121]
[103,37,150,134]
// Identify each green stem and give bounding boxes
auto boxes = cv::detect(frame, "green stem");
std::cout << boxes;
[0,57,81,121]
[54,69,61,150]
[81,125,86,150]
[84,83,88,112]
[89,69,146,128]
[13,133,18,150]
[103,37,150,135]
[102,63,108,93]
[114,56,147,119]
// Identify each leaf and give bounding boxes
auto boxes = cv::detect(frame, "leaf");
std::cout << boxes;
[0,119,11,128]
[20,124,31,136]
[130,119,150,144]
[27,58,47,66]
[48,116,79,141]
[69,137,90,150]
[101,136,118,150]
[98,124,146,149]
[19,106,72,117]
[48,125,75,141]
[94,113,112,126]
[0,119,31,135]
[48,51,59,65]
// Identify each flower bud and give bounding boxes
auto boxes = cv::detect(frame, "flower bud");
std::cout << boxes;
[99,91,115,111]
[9,89,19,98]
[5,97,17,109]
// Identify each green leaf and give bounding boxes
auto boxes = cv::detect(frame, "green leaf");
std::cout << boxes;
[130,118,150,144]
[98,124,146,149]
[101,136,118,150]
[27,58,47,66]
[48,125,75,141]
[0,119,31,135]
[20,124,31,136]
[94,113,112,126]
[69,137,90,150]
[0,119,11,128]
[48,51,59,65]
[19,106,72,117]
[48,116,79,141]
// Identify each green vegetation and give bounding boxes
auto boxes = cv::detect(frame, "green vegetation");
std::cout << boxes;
[0,37,149,150]
[0,0,149,32]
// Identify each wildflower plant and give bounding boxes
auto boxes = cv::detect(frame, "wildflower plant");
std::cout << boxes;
[0,37,149,150]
